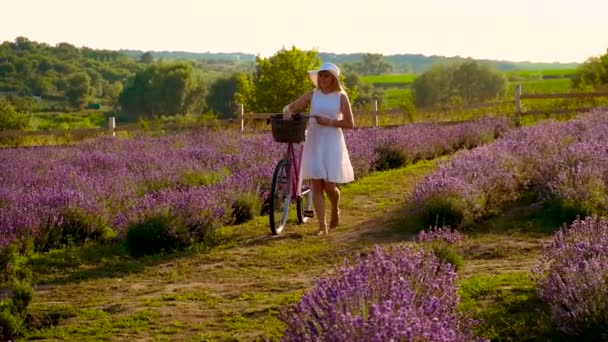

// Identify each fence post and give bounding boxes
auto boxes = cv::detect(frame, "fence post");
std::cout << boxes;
[514,84,522,126]
[373,99,378,127]
[239,103,245,133]
[108,116,116,137]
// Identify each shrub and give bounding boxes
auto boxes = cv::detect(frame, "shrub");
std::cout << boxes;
[281,245,484,341]
[125,213,193,257]
[534,216,608,338]
[373,145,410,171]
[418,194,471,230]
[415,225,466,245]
[416,226,466,271]
[0,282,34,341]
[36,208,107,252]
[231,192,262,224]
[541,199,588,226]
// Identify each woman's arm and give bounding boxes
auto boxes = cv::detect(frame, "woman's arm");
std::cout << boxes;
[283,91,313,119]
[315,93,355,129]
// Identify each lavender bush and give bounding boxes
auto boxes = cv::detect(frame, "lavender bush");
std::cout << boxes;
[415,226,466,246]
[534,216,608,337]
[416,226,467,271]
[281,245,485,341]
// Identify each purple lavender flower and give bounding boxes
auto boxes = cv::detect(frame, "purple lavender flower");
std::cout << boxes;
[281,245,485,341]
[534,216,608,336]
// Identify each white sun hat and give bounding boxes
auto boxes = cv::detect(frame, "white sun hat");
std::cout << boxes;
[309,62,342,89]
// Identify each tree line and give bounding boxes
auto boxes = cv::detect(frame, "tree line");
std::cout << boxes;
[1,36,607,132]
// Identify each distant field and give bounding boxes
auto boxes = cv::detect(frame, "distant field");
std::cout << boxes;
[506,78,573,95]
[361,74,417,85]
[32,111,108,130]
[362,69,577,86]
[361,69,577,109]
[503,69,577,79]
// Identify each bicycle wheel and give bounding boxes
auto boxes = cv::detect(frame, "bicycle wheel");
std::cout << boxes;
[269,159,290,235]
[297,179,313,224]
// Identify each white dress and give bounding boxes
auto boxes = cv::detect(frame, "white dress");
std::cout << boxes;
[301,89,355,184]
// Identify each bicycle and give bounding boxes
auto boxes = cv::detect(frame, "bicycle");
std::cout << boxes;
[267,113,314,235]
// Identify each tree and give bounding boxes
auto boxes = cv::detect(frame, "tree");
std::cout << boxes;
[342,72,382,109]
[65,72,91,109]
[360,53,393,75]
[119,62,202,118]
[412,60,506,108]
[235,47,320,113]
[572,49,608,90]
[139,51,154,64]
[341,54,394,76]
[206,75,238,119]
[0,98,32,130]
[103,81,123,111]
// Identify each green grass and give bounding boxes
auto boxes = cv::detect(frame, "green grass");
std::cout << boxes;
[503,68,577,80]
[506,78,573,95]
[32,111,110,130]
[459,272,556,341]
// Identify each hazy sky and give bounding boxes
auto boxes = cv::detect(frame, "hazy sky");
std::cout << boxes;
[2,0,607,63]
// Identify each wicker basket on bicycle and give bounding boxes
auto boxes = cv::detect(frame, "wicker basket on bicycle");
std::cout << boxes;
[269,114,309,143]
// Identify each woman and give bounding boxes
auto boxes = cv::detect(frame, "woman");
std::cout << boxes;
[282,62,355,235]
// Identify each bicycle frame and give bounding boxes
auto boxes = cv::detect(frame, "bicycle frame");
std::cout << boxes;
[285,142,304,200]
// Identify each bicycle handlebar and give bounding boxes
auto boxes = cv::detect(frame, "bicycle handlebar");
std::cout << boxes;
[266,113,310,124]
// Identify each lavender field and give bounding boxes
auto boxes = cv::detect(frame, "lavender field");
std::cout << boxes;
[0,117,509,251]
[2,111,608,340]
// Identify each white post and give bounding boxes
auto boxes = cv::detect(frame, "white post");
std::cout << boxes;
[108,116,116,137]
[239,104,245,133]
[373,99,379,127]
[514,84,522,126]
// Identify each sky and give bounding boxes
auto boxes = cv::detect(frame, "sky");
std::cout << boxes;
[2,0,607,63]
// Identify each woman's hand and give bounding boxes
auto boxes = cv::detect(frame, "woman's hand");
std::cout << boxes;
[313,115,335,127]
[282,105,292,120]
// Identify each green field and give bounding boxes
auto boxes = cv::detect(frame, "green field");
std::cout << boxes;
[359,69,578,115]
[361,74,417,85]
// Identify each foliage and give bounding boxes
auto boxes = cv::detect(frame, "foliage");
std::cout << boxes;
[0,36,142,105]
[206,75,238,119]
[125,212,194,257]
[281,245,484,341]
[534,216,608,338]
[119,62,205,118]
[343,72,383,109]
[235,47,320,113]
[572,49,608,89]
[373,145,410,170]
[412,60,506,108]
[231,192,263,225]
[0,240,34,341]
[0,97,32,130]
[35,208,110,252]
[417,193,471,229]
[343,53,394,75]
[65,72,91,109]
[415,225,466,245]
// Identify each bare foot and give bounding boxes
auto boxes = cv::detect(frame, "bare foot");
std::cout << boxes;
[330,209,340,229]
[316,225,329,236]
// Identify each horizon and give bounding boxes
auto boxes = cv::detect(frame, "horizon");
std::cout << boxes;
[2,0,607,64]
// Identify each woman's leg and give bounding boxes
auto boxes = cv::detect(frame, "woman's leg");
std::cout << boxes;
[324,182,341,228]
[311,179,327,234]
